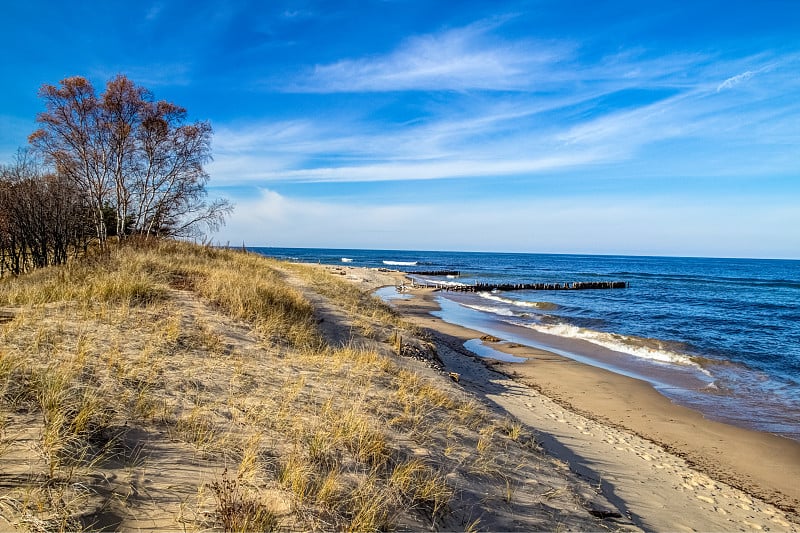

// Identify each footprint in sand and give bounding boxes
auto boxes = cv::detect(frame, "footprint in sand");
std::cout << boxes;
[545,412,567,423]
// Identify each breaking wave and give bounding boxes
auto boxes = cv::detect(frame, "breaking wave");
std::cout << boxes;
[523,322,701,368]
[477,292,560,310]
[461,303,524,318]
[383,260,418,266]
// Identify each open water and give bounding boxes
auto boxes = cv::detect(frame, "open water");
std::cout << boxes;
[251,247,800,440]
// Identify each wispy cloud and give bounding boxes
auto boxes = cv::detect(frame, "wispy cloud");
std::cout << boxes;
[210,27,800,189]
[717,70,757,92]
[286,19,572,92]
[283,18,719,94]
[90,63,193,87]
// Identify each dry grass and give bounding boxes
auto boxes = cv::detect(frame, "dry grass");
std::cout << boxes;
[0,241,611,532]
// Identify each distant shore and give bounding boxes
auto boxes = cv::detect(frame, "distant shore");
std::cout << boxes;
[336,264,800,530]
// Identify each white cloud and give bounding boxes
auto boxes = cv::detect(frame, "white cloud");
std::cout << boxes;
[207,44,800,189]
[717,70,757,92]
[287,20,572,92]
[216,189,800,258]
[90,63,193,87]
[224,154,601,183]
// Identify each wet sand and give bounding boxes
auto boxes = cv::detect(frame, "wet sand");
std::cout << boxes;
[388,285,800,530]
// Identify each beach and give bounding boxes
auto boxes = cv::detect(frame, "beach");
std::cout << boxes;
[0,244,651,531]
[338,264,800,531]
[1,245,798,531]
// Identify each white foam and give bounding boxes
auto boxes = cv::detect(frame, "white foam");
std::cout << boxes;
[524,322,700,368]
[383,260,417,266]
[341,257,353,263]
[461,303,517,317]
[422,278,468,287]
[478,291,554,309]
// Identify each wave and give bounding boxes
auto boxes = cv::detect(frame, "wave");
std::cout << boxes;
[477,292,560,310]
[420,278,468,287]
[383,260,418,266]
[341,258,354,263]
[461,303,524,318]
[522,322,703,369]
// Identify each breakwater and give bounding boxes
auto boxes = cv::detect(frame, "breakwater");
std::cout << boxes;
[409,280,628,291]
[408,270,461,276]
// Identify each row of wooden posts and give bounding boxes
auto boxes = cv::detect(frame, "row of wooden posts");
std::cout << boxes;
[406,279,628,291]
[407,270,461,276]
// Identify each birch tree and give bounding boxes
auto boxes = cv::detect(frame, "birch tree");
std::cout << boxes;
[28,75,230,245]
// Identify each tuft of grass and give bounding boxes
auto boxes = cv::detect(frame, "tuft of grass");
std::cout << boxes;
[501,418,524,441]
[344,476,395,533]
[278,450,314,501]
[173,408,219,450]
[390,458,452,521]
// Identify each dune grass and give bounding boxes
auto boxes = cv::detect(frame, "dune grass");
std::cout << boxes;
[0,241,597,532]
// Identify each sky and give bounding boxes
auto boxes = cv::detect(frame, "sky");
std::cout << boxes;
[1,1,799,259]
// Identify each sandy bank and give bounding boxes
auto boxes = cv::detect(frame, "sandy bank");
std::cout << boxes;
[336,265,800,531]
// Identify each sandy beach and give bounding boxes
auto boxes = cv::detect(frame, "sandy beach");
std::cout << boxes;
[2,246,797,531]
[339,265,800,531]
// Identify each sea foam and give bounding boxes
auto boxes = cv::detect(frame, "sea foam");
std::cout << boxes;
[477,292,559,310]
[523,322,700,368]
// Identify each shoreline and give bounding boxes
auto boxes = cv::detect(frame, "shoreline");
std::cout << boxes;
[353,267,800,528]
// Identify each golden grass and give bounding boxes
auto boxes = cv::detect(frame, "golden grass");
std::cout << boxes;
[282,261,429,342]
[0,241,595,531]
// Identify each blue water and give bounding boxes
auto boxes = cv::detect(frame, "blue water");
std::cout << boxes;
[251,247,800,440]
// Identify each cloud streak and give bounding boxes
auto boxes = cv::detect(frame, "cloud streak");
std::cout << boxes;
[286,20,572,92]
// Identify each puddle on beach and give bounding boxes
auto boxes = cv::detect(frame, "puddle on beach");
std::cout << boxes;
[373,285,412,302]
[463,339,527,363]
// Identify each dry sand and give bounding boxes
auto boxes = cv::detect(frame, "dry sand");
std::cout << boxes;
[337,264,800,531]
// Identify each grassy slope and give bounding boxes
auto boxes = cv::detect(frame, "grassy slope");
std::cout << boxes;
[0,242,616,532]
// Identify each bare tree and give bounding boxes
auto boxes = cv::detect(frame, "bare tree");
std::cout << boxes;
[132,101,232,238]
[29,77,112,245]
[28,75,231,246]
[0,149,90,276]
[102,75,150,238]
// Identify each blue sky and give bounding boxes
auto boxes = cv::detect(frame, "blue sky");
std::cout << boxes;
[2,1,799,258]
